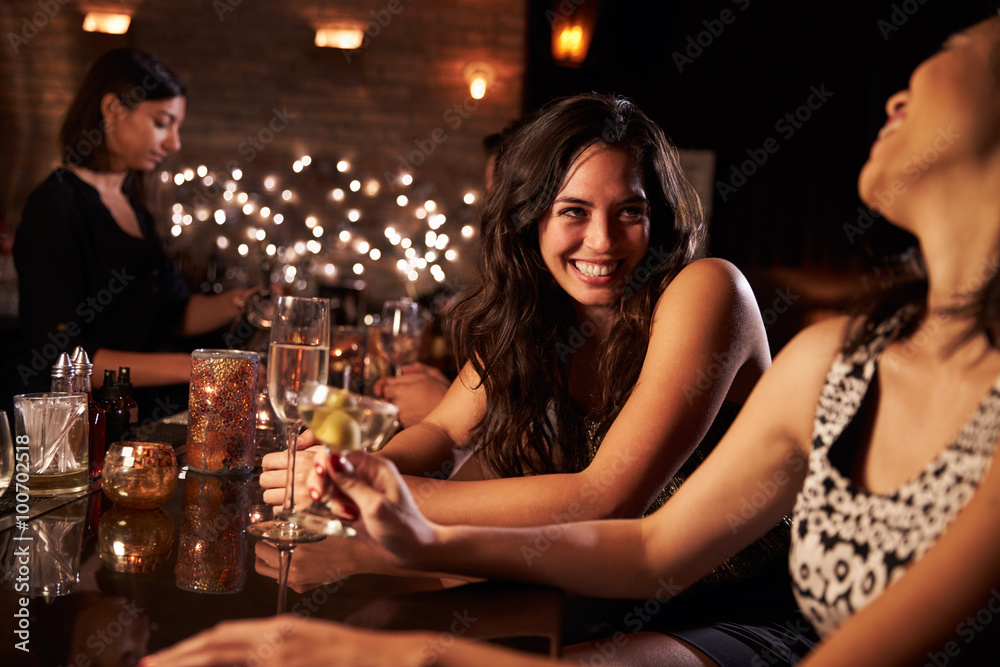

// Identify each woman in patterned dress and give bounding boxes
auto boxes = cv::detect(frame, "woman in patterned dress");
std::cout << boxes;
[147,16,1000,667]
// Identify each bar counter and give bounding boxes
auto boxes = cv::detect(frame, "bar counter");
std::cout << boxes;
[0,425,563,665]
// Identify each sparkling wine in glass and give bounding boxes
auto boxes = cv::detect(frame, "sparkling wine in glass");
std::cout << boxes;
[248,296,330,548]
[380,299,423,375]
[290,381,399,538]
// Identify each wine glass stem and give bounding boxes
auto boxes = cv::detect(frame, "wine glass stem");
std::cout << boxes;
[276,545,293,614]
[280,418,303,517]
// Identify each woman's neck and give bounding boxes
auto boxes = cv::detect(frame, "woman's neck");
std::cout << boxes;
[572,304,616,343]
[67,165,128,198]
[887,162,1000,311]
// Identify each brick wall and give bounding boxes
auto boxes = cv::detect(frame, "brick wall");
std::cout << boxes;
[0,0,526,307]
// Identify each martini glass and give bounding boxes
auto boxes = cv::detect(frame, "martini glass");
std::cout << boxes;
[288,381,399,537]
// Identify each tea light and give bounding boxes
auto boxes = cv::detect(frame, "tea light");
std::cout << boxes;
[102,442,178,509]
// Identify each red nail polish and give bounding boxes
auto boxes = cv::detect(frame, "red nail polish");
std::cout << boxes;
[345,504,360,521]
[309,488,320,501]
[315,462,324,474]
[330,455,346,472]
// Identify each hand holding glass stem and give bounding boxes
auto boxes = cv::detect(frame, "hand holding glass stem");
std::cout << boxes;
[296,382,399,538]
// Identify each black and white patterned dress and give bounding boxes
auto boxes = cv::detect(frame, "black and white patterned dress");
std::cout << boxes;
[789,316,1000,638]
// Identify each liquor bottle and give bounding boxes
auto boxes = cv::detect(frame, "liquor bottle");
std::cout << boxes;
[71,347,106,481]
[117,366,139,437]
[50,353,74,392]
[101,369,128,447]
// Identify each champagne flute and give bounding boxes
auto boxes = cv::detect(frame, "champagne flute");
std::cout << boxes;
[380,298,423,375]
[290,381,399,538]
[248,296,330,547]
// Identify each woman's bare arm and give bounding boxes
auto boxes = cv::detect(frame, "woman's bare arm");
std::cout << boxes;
[338,317,844,597]
[380,258,774,526]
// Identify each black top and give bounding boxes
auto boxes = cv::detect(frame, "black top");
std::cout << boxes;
[12,168,191,396]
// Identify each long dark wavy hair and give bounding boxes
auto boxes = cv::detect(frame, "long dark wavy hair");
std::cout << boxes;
[447,93,704,478]
[59,48,185,201]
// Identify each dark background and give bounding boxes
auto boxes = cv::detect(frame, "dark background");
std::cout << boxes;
[522,0,997,347]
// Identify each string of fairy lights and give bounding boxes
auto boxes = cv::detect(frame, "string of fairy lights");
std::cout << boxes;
[160,155,480,299]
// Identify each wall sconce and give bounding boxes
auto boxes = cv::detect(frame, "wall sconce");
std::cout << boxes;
[82,12,131,34]
[315,24,365,49]
[463,62,495,100]
[549,0,601,68]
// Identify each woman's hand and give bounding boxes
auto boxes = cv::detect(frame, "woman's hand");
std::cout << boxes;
[180,286,264,337]
[258,435,325,509]
[139,615,418,667]
[311,451,440,570]
[253,537,363,592]
[374,363,451,428]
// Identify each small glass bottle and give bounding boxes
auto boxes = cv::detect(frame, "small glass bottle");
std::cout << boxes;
[101,369,128,447]
[71,347,106,481]
[117,366,139,437]
[50,353,74,392]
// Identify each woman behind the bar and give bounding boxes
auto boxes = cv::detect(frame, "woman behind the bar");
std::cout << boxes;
[258,93,818,663]
[154,14,1000,667]
[12,48,254,415]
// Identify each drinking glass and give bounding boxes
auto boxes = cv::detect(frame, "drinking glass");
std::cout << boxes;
[13,393,89,496]
[247,296,330,547]
[287,381,398,538]
[380,298,424,375]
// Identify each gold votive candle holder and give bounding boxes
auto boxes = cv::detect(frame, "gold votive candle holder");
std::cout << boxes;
[102,442,178,509]
[186,349,260,475]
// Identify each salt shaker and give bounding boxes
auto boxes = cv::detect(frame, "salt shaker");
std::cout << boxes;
[50,353,74,392]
